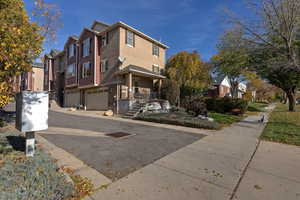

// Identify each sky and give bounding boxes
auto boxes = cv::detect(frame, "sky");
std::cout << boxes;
[24,0,251,61]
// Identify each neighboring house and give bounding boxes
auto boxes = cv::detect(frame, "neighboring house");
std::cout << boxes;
[13,63,44,93]
[208,76,247,99]
[238,82,247,99]
[44,20,169,113]
[208,76,231,98]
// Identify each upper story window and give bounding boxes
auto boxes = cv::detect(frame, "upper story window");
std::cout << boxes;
[101,32,108,47]
[82,62,92,78]
[82,38,91,57]
[66,64,76,78]
[69,44,76,58]
[152,44,159,56]
[100,60,108,72]
[152,64,160,74]
[126,30,134,47]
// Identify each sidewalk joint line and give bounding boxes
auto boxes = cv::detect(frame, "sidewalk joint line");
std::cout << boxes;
[153,162,231,191]
[229,139,261,200]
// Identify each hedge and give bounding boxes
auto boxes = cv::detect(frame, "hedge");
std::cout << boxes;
[204,97,248,114]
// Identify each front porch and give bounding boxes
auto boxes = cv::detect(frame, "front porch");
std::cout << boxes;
[115,65,166,113]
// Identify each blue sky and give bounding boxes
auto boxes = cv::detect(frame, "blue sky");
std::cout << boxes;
[24,0,249,61]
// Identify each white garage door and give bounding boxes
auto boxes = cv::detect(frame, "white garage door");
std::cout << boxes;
[85,90,108,110]
[65,91,80,107]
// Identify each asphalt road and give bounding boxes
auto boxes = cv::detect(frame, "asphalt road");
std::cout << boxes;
[42,110,206,181]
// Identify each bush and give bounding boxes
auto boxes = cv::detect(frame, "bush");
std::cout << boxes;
[182,95,207,117]
[0,119,6,128]
[204,97,248,114]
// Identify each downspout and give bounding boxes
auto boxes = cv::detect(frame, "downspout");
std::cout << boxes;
[94,34,97,86]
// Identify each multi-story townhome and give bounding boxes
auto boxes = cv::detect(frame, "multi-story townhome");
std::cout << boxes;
[13,63,44,93]
[44,20,169,113]
[44,49,65,106]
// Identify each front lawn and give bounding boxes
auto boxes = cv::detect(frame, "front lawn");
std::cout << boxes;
[208,112,244,126]
[0,127,76,199]
[260,104,300,146]
[247,103,269,112]
[134,111,221,130]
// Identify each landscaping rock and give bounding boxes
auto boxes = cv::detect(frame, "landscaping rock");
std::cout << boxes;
[104,110,113,116]
[198,115,215,122]
[69,107,76,112]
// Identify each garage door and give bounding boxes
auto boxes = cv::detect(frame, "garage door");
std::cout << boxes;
[65,91,80,107]
[85,89,108,110]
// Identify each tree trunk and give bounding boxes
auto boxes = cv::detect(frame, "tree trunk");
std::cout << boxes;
[282,92,287,104]
[286,90,296,112]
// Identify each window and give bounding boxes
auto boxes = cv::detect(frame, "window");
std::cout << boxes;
[100,60,108,72]
[126,30,134,47]
[152,65,160,74]
[82,38,91,57]
[69,44,75,58]
[66,64,76,78]
[101,32,108,47]
[82,62,92,78]
[152,44,159,56]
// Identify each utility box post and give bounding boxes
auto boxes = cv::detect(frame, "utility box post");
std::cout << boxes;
[16,91,49,157]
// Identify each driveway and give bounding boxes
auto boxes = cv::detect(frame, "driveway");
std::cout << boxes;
[40,110,206,180]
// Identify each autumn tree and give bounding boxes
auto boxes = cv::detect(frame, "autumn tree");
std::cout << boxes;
[166,51,210,101]
[32,0,62,42]
[246,74,281,102]
[211,28,249,98]
[160,79,180,106]
[226,0,300,111]
[0,0,43,108]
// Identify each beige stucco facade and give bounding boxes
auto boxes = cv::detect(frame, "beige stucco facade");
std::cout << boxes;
[32,67,44,91]
[119,27,165,72]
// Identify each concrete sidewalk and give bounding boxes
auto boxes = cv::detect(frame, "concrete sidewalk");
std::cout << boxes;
[234,141,300,200]
[88,115,266,200]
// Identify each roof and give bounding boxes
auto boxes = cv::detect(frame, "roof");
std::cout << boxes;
[117,65,166,79]
[70,35,78,40]
[50,49,61,57]
[78,28,100,40]
[63,35,79,49]
[91,20,110,30]
[212,75,226,85]
[91,20,169,49]
[32,62,43,68]
[114,21,169,49]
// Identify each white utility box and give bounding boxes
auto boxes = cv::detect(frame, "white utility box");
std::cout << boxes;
[16,91,49,132]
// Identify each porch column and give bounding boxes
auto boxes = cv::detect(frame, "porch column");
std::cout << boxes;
[158,79,162,99]
[127,72,133,99]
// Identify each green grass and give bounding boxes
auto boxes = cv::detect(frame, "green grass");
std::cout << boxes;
[208,112,243,126]
[247,103,268,112]
[261,104,300,146]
